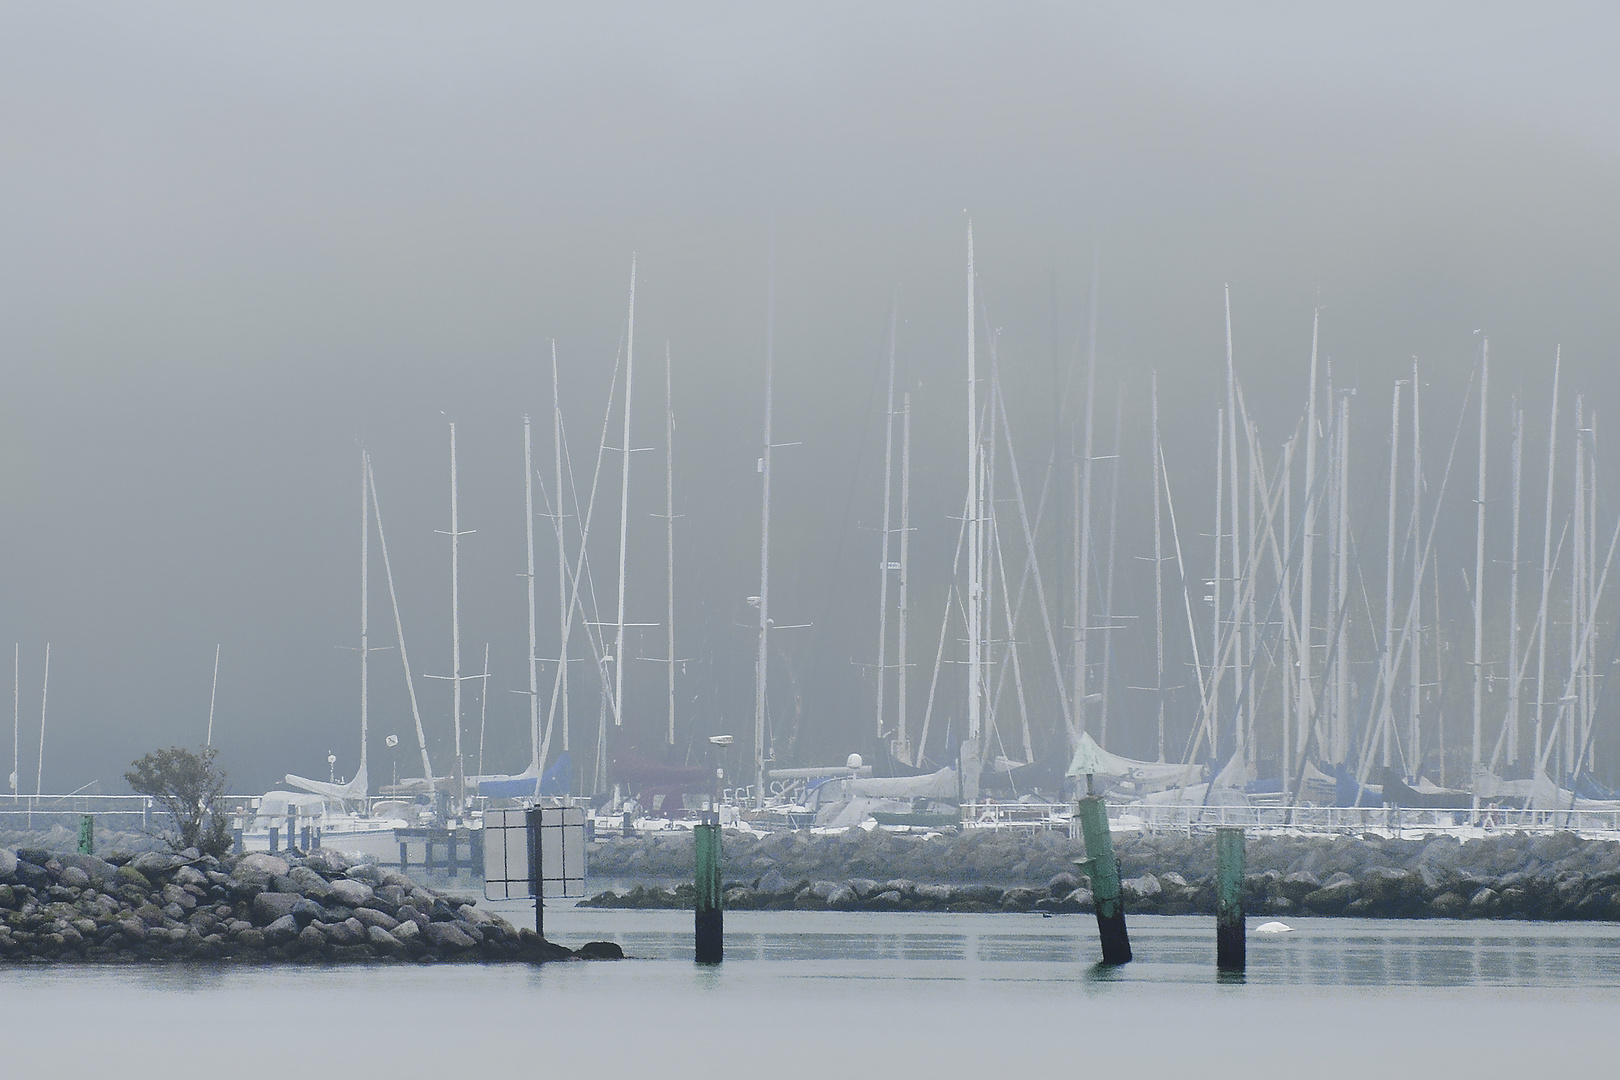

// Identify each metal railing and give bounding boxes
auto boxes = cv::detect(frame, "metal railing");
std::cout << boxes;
[960,802,1073,831]
[1102,801,1620,837]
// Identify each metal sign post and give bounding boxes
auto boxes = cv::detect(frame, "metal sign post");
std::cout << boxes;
[484,805,587,942]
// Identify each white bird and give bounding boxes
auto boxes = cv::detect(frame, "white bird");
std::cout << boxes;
[1255,921,1295,934]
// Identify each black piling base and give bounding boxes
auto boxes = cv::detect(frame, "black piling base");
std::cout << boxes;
[1095,910,1132,966]
[1216,920,1245,973]
[695,907,723,965]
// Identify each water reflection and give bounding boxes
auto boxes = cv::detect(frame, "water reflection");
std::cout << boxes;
[539,912,1620,988]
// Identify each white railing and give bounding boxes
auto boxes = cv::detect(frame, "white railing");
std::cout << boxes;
[960,802,1073,831]
[1101,801,1620,837]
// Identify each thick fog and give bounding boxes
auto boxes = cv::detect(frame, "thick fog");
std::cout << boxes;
[2,2,1618,794]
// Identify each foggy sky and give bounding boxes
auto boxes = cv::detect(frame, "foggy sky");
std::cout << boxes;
[2,2,1618,792]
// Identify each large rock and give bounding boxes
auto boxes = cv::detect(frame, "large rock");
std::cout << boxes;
[327,878,374,907]
[234,853,290,880]
[423,921,476,950]
[132,851,185,876]
[252,891,302,924]
[57,854,116,888]
[1121,875,1162,903]
[262,914,300,944]
[0,848,16,883]
[287,866,332,900]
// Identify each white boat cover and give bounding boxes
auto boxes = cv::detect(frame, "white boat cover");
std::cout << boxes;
[284,763,368,802]
[1473,767,1620,812]
[1064,732,1202,788]
[843,765,958,800]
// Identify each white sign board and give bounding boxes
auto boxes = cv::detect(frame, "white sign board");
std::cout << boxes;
[483,806,587,901]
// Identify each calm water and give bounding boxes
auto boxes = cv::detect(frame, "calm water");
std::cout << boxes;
[4,908,1615,1076]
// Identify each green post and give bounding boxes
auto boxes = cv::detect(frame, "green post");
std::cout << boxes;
[1216,826,1245,973]
[78,814,94,855]
[694,820,723,964]
[1076,795,1131,965]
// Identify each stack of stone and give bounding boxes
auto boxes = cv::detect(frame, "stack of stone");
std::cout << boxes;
[0,846,621,963]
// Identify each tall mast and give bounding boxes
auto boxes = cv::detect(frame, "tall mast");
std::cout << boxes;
[1534,351,1560,766]
[896,391,912,764]
[1505,405,1524,765]
[613,255,637,729]
[9,645,15,794]
[1075,264,1098,734]
[1569,396,1584,780]
[1098,387,1123,749]
[1334,394,1351,765]
[523,415,540,773]
[36,643,48,795]
[550,343,570,757]
[1298,309,1321,782]
[755,239,775,806]
[1218,283,1231,764]
[1471,342,1489,805]
[207,643,221,749]
[358,450,369,784]
[449,426,468,804]
[664,342,677,746]
[963,221,982,803]
[1212,408,1225,760]
[369,457,435,790]
[1152,372,1165,762]
[1409,361,1423,772]
[876,304,897,740]
[1382,381,1403,770]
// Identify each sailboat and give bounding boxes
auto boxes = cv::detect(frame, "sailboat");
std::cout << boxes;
[239,451,415,861]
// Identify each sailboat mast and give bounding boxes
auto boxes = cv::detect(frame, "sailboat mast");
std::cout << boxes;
[1212,408,1225,759]
[876,306,897,740]
[1472,343,1489,805]
[1298,309,1321,783]
[1098,387,1123,749]
[1409,361,1423,771]
[1075,266,1098,734]
[755,242,775,807]
[1152,372,1165,762]
[9,645,15,794]
[1569,396,1584,780]
[1506,405,1524,765]
[551,343,570,756]
[36,643,48,795]
[1534,351,1560,766]
[665,342,677,746]
[964,222,982,804]
[359,451,368,783]
[369,458,435,790]
[896,391,912,764]
[449,424,464,803]
[207,643,221,749]
[523,415,541,772]
[1334,394,1351,765]
[613,256,637,728]
[1382,381,1403,770]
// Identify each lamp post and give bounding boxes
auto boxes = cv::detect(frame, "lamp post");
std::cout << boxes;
[697,733,732,964]
[708,734,733,825]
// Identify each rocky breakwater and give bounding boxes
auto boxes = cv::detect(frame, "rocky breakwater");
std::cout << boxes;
[0,847,622,963]
[584,828,1620,921]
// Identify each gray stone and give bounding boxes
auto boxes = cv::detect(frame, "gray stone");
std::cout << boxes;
[353,906,399,931]
[390,919,421,944]
[0,848,16,883]
[297,924,327,952]
[251,891,301,924]
[913,883,952,903]
[328,878,374,907]
[172,865,209,888]
[305,849,352,875]
[807,880,842,901]
[132,851,185,876]
[291,897,323,926]
[1121,875,1162,902]
[367,924,404,953]
[456,903,496,926]
[372,885,408,911]
[58,855,118,888]
[757,868,791,896]
[287,866,331,899]
[826,885,858,909]
[321,917,366,946]
[423,921,476,949]
[60,866,90,889]
[263,914,300,944]
[234,853,290,879]
[345,863,384,887]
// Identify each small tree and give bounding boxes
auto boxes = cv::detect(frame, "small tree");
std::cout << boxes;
[125,746,230,856]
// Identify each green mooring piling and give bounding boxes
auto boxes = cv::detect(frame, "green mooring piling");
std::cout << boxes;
[694,819,723,964]
[77,815,94,855]
[1216,826,1245,973]
[1076,796,1131,965]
